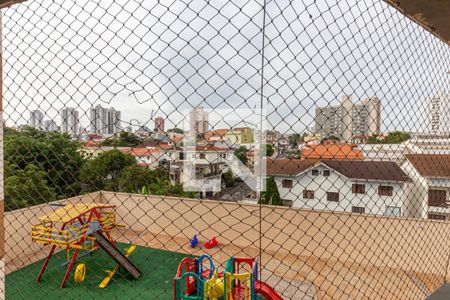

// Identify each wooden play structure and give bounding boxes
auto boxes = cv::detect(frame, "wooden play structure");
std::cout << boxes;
[31,203,141,288]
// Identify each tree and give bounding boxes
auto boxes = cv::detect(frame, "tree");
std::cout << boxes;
[4,163,57,211]
[4,126,84,198]
[118,165,157,193]
[262,144,274,157]
[101,131,141,147]
[260,176,282,205]
[222,169,235,188]
[120,166,197,197]
[321,135,340,143]
[288,133,301,148]
[80,149,136,192]
[368,131,410,144]
[167,128,184,134]
[234,146,248,165]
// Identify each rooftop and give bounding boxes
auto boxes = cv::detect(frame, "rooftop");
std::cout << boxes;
[405,154,450,179]
[301,143,364,160]
[267,158,411,182]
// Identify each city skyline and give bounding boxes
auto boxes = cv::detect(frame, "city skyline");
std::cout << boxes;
[24,91,449,137]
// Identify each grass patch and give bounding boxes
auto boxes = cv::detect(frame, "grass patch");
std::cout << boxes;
[6,243,190,299]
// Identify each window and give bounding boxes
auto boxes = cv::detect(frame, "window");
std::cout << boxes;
[311,169,319,176]
[428,189,447,207]
[428,213,446,221]
[323,170,330,176]
[282,179,293,188]
[199,153,206,159]
[327,192,339,202]
[385,206,401,217]
[303,190,314,199]
[282,199,293,207]
[352,184,366,194]
[351,206,365,214]
[378,185,393,196]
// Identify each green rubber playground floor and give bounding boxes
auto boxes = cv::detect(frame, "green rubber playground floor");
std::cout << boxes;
[6,243,190,300]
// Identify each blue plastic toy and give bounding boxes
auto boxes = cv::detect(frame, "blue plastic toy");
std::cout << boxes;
[190,234,198,248]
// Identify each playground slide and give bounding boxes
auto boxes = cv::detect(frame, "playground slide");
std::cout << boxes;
[91,231,142,279]
[255,280,284,300]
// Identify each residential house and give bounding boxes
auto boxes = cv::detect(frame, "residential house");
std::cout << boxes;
[120,148,162,168]
[226,127,254,147]
[402,154,450,220]
[204,129,229,143]
[170,145,233,197]
[268,159,411,215]
[298,133,321,150]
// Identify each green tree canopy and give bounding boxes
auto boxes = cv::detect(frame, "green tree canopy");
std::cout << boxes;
[222,169,235,188]
[4,126,84,198]
[288,133,301,148]
[4,163,57,211]
[80,149,136,192]
[101,131,141,147]
[367,131,411,144]
[262,144,275,157]
[167,128,184,134]
[234,146,248,165]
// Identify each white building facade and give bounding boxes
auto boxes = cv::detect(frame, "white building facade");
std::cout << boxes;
[424,91,450,134]
[402,154,450,220]
[269,159,411,216]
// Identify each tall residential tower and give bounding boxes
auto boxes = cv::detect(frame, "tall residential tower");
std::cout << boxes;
[90,105,121,134]
[29,110,44,129]
[424,91,449,134]
[60,107,80,136]
[315,95,381,141]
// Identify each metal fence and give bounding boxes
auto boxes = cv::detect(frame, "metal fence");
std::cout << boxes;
[1,0,449,299]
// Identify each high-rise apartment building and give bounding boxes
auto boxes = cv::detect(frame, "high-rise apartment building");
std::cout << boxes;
[154,116,165,133]
[29,110,44,129]
[44,120,59,132]
[60,107,80,136]
[424,91,449,134]
[315,95,381,141]
[90,105,121,134]
[189,106,209,136]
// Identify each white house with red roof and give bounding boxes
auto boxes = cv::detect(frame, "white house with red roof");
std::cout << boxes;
[268,159,411,216]
[402,154,450,220]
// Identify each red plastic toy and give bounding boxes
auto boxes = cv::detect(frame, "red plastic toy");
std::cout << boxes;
[204,237,218,249]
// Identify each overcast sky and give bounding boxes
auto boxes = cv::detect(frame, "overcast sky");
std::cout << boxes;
[2,0,449,134]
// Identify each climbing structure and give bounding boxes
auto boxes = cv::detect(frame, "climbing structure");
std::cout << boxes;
[31,203,141,288]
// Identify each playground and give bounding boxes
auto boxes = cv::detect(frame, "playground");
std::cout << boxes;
[6,201,284,299]
[6,244,189,300]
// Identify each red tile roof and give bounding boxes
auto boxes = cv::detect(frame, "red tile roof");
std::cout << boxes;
[301,143,364,160]
[120,148,160,157]
[195,145,231,152]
